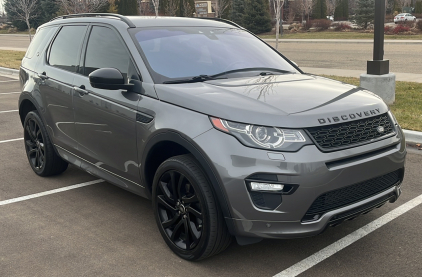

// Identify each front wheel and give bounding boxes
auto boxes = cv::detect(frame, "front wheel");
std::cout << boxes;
[152,154,232,261]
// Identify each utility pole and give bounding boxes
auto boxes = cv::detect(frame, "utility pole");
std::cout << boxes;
[360,0,395,105]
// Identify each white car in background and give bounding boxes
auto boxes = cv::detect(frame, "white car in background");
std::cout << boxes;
[394,13,416,23]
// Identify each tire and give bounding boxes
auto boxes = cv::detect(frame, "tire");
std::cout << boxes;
[23,111,68,176]
[152,154,232,261]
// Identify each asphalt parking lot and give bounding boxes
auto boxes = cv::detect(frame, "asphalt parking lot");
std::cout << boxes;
[1,74,422,277]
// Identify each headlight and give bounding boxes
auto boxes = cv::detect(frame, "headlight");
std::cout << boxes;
[210,117,309,151]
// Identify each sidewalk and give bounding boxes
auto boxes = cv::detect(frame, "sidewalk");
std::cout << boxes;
[301,67,422,83]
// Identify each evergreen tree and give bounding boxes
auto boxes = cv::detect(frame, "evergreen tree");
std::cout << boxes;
[355,0,374,29]
[118,0,139,15]
[230,0,244,25]
[40,0,59,23]
[416,1,422,13]
[242,0,272,34]
[313,0,327,19]
[334,0,348,21]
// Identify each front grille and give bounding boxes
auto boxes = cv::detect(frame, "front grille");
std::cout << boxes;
[302,170,401,222]
[307,113,394,151]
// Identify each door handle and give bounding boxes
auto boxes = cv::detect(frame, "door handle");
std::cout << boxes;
[74,85,89,96]
[38,72,49,80]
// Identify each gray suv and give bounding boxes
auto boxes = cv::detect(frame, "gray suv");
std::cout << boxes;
[18,14,406,260]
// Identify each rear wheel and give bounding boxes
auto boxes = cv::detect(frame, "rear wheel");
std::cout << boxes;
[24,111,68,176]
[152,154,232,261]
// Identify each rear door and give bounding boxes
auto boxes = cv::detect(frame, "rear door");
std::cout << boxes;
[72,25,142,185]
[37,24,88,150]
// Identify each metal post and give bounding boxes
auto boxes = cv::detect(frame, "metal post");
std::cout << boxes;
[367,0,389,75]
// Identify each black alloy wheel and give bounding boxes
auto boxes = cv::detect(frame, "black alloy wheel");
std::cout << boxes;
[24,117,45,171]
[152,154,232,261]
[156,170,203,251]
[23,111,68,176]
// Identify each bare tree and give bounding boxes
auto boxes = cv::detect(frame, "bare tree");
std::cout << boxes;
[214,0,230,18]
[59,0,109,14]
[302,0,312,23]
[165,0,178,16]
[6,0,38,42]
[326,0,336,15]
[271,0,285,50]
[151,0,159,16]
[182,0,193,17]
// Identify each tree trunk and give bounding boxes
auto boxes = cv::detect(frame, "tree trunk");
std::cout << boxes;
[25,18,32,42]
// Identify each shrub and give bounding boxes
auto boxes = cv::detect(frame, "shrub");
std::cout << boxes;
[417,20,422,31]
[334,23,351,31]
[398,20,415,28]
[393,25,410,34]
[384,25,393,34]
[303,20,313,30]
[7,27,17,34]
[312,19,331,30]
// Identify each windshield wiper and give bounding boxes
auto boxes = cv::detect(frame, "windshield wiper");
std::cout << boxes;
[163,75,226,84]
[211,67,295,78]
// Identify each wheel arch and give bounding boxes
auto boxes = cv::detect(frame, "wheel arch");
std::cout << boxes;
[19,94,40,126]
[141,130,235,231]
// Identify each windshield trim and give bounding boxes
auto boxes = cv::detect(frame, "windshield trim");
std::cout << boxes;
[129,26,302,84]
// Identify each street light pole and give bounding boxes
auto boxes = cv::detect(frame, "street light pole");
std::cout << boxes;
[367,0,388,75]
[360,0,395,105]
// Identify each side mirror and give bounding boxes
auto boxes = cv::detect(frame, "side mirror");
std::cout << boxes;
[89,68,134,91]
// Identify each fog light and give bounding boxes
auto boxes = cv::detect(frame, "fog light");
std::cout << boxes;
[250,182,284,192]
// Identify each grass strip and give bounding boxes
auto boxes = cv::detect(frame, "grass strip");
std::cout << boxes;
[0,50,25,70]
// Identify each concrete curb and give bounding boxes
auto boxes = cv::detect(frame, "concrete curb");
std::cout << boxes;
[263,39,422,45]
[403,130,422,144]
[0,66,19,77]
[0,66,421,143]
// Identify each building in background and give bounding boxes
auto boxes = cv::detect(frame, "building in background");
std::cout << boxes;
[194,1,215,17]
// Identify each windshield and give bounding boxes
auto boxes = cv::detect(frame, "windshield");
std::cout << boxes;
[131,27,299,83]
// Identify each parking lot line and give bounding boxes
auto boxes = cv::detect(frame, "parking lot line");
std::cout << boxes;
[273,193,422,277]
[0,138,23,144]
[0,110,19,113]
[0,92,20,95]
[0,80,19,83]
[0,179,104,206]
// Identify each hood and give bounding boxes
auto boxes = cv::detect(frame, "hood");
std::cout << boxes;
[154,74,388,128]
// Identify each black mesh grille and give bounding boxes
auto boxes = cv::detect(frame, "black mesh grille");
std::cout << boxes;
[304,170,400,220]
[307,113,394,151]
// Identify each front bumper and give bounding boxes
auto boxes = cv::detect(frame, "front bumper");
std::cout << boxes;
[194,126,406,239]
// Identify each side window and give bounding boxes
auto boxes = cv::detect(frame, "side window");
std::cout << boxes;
[84,26,135,80]
[25,27,56,59]
[48,25,86,73]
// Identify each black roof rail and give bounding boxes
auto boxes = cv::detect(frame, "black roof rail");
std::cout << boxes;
[50,13,136,28]
[198,17,244,29]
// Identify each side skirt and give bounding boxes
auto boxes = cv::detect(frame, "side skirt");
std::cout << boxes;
[55,145,150,199]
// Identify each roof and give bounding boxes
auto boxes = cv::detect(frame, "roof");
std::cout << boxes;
[47,14,241,29]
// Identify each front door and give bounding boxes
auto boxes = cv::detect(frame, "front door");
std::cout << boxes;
[72,25,142,185]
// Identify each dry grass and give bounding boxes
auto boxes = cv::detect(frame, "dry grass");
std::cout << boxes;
[322,75,422,132]
[0,50,25,69]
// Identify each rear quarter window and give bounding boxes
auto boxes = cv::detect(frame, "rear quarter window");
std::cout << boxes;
[25,27,56,59]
